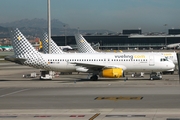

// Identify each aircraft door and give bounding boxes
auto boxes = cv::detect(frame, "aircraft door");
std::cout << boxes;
[149,55,154,66]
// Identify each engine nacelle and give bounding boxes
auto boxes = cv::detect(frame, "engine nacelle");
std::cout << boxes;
[100,68,123,78]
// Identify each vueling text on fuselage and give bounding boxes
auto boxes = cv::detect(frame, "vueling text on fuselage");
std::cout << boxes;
[114,54,145,59]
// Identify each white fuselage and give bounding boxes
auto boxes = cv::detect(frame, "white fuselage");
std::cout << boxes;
[25,53,175,73]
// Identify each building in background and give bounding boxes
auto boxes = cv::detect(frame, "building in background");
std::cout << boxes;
[52,29,180,50]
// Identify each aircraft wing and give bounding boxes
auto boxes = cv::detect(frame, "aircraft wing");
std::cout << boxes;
[70,62,127,71]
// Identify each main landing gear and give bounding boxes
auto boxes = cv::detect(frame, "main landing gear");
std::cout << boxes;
[90,75,98,81]
[150,72,162,80]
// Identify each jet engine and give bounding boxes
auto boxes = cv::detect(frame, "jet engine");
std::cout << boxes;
[100,68,123,78]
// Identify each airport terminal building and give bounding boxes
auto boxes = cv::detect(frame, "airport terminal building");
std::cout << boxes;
[52,29,180,50]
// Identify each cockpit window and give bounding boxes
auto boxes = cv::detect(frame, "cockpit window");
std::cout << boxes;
[160,58,168,61]
[165,57,168,61]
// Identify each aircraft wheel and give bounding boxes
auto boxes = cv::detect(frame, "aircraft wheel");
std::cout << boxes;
[90,75,98,81]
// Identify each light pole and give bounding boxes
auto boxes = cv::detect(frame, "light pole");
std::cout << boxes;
[40,0,52,80]
[164,24,168,46]
[64,25,67,45]
[47,0,51,54]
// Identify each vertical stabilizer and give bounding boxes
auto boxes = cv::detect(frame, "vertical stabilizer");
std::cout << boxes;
[11,28,39,56]
[10,28,49,69]
[41,33,63,54]
[74,34,97,53]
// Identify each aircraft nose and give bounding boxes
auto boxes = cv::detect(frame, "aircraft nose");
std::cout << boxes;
[168,62,175,69]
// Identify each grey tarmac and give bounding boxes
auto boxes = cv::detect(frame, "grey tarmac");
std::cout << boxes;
[0,62,180,120]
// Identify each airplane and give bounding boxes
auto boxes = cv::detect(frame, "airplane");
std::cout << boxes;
[0,45,13,51]
[5,28,175,81]
[166,43,180,49]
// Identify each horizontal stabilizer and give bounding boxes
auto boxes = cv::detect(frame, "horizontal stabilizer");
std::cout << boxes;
[5,55,26,65]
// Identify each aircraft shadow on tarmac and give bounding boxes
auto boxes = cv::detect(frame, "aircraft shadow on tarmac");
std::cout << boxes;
[0,76,159,83]
[56,77,158,83]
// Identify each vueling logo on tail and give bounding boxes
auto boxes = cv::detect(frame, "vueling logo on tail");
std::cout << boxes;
[80,39,84,43]
[17,36,22,40]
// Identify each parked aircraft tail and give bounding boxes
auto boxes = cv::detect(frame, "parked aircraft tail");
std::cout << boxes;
[6,28,49,69]
[41,32,64,54]
[74,34,98,53]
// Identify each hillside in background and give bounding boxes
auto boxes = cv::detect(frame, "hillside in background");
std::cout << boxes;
[0,18,113,37]
[0,26,9,38]
[0,18,68,28]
